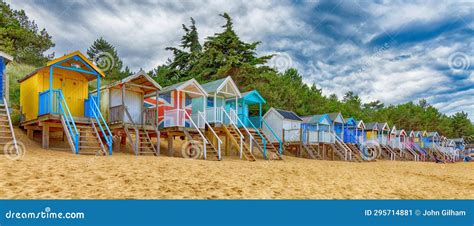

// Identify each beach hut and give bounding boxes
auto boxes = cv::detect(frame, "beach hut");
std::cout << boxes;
[301,114,333,144]
[146,78,207,128]
[388,125,397,148]
[394,130,407,150]
[356,120,366,142]
[0,51,18,155]
[230,89,265,128]
[300,114,355,161]
[263,108,302,144]
[327,113,345,140]
[364,122,379,142]
[0,51,13,103]
[95,71,161,155]
[19,51,112,155]
[144,79,223,161]
[228,89,282,159]
[425,131,440,147]
[414,131,427,148]
[341,117,367,161]
[343,117,360,144]
[198,76,241,124]
[262,108,303,157]
[370,122,397,160]
[298,114,332,159]
[408,130,416,147]
[375,122,390,145]
[412,131,428,159]
[406,130,422,161]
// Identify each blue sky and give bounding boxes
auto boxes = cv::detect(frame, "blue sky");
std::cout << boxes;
[8,0,474,119]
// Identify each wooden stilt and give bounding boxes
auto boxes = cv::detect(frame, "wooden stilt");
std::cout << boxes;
[167,135,174,156]
[42,125,49,149]
[156,132,160,156]
[27,129,34,140]
[114,137,121,152]
[225,133,230,155]
[121,135,126,145]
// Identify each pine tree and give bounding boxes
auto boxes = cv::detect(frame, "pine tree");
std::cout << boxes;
[451,112,473,137]
[87,37,124,80]
[196,13,272,79]
[0,0,54,66]
[163,18,202,82]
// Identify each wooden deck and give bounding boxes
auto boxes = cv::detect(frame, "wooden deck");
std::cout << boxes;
[20,114,96,150]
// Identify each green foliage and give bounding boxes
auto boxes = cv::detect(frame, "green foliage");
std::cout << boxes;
[153,12,474,138]
[0,0,54,66]
[157,14,273,86]
[87,37,128,81]
[450,112,474,137]
[6,62,36,124]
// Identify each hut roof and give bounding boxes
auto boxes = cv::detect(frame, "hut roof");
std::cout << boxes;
[240,90,266,104]
[101,70,161,94]
[365,122,378,130]
[19,51,105,82]
[160,78,207,98]
[326,112,344,123]
[302,114,331,125]
[0,51,13,63]
[201,76,241,97]
[273,108,302,121]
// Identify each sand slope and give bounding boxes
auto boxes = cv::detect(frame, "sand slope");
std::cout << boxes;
[1,129,473,199]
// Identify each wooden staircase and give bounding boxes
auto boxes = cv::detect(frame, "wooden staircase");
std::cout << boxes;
[246,128,282,160]
[331,136,353,161]
[223,124,255,161]
[125,127,158,155]
[392,147,410,160]
[302,143,321,159]
[430,145,449,162]
[404,144,419,161]
[380,144,397,160]
[75,119,107,155]
[345,143,363,162]
[0,101,18,155]
[183,128,219,160]
[329,138,352,161]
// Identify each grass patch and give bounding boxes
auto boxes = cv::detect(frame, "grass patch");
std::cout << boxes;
[6,62,36,125]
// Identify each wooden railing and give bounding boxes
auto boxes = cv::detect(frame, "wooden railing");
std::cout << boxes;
[109,105,124,123]
[143,108,157,126]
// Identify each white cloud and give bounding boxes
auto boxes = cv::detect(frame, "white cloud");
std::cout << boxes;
[6,0,474,120]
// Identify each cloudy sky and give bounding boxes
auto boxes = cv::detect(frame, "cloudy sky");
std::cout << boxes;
[8,0,474,119]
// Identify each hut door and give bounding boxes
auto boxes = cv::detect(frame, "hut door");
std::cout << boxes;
[62,77,83,117]
[124,90,142,124]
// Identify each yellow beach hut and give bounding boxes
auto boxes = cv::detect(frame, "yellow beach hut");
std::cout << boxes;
[19,51,112,155]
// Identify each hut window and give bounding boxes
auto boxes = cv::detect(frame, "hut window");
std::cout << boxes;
[207,97,214,107]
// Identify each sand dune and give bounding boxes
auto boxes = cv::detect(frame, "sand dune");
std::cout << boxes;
[1,129,473,199]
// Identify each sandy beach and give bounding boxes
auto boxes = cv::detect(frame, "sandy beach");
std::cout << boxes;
[1,129,473,199]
